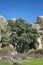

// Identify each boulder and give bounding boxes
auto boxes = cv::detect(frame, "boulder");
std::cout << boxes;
[32,16,43,49]
[9,18,16,22]
[36,36,42,49]
[36,16,43,28]
[32,24,41,30]
[0,15,6,24]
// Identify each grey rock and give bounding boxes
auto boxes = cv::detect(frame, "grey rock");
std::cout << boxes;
[37,16,43,28]
[32,24,41,30]
[0,15,6,25]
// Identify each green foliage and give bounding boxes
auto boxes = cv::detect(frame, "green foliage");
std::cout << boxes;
[1,23,10,47]
[8,18,39,52]
[0,18,39,52]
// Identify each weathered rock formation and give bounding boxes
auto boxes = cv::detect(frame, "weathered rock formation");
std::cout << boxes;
[0,16,6,42]
[0,15,6,25]
[36,36,42,49]
[37,16,43,28]
[32,24,41,30]
[32,16,43,49]
[9,18,16,22]
[0,16,7,28]
[10,18,16,21]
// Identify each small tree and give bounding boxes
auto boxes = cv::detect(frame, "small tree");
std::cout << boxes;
[8,18,39,53]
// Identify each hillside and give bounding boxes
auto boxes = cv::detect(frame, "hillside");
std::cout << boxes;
[0,16,43,65]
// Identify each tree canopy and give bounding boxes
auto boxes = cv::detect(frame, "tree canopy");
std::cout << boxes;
[0,18,39,53]
[8,18,39,53]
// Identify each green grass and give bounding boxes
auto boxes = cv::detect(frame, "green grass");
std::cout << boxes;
[22,58,43,65]
[0,58,43,65]
[0,60,12,65]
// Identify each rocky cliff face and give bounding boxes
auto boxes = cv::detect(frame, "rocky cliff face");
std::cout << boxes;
[36,16,43,35]
[0,16,6,25]
[32,16,43,49]
[33,16,43,29]
[37,16,43,24]
[0,16,6,42]
[0,16,7,28]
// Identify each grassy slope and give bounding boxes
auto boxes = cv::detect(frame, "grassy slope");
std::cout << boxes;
[22,58,43,65]
[0,60,12,65]
[0,58,43,65]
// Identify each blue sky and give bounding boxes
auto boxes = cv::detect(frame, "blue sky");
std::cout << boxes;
[0,0,43,23]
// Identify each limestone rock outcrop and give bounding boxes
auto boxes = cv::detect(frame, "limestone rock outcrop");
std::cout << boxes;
[32,24,41,30]
[36,16,43,28]
[36,36,42,49]
[0,15,6,24]
[0,16,7,43]
[33,16,43,49]
[9,18,16,22]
